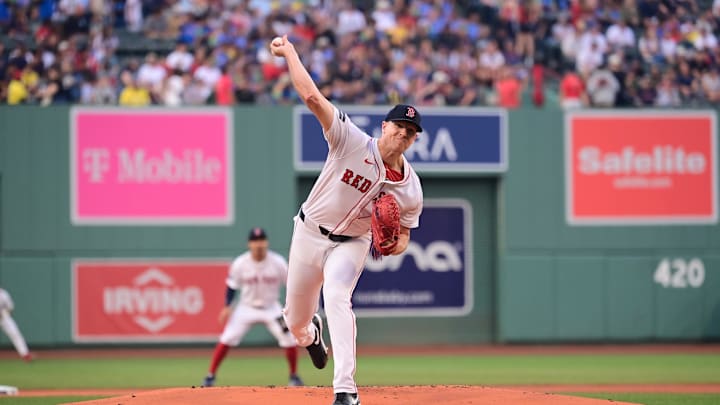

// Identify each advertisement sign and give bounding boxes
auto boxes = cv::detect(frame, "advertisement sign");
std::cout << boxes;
[73,260,229,342]
[566,111,717,225]
[71,108,233,225]
[353,199,473,317]
[294,106,507,173]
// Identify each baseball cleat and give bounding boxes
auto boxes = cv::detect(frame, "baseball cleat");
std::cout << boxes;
[332,392,360,405]
[202,374,215,387]
[21,353,34,362]
[306,314,328,369]
[288,374,304,386]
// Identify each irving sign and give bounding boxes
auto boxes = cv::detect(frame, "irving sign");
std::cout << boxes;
[565,111,717,225]
[72,260,228,342]
[70,108,233,225]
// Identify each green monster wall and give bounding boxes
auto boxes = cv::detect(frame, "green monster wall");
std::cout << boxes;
[499,108,720,341]
[0,106,717,347]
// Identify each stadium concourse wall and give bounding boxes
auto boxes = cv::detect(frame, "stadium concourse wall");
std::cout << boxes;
[0,106,717,348]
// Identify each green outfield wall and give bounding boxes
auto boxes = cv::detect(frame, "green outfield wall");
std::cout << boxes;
[0,106,717,347]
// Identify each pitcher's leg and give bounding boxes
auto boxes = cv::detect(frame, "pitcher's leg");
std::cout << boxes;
[322,239,368,394]
[284,222,325,347]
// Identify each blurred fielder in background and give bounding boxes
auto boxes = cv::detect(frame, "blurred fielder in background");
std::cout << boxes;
[202,228,303,387]
[0,287,33,362]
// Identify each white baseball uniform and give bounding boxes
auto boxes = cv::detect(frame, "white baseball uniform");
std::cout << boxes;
[0,288,30,358]
[219,251,296,348]
[284,106,423,393]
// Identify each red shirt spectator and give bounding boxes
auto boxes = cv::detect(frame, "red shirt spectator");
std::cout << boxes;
[215,67,234,105]
[559,71,586,108]
[496,68,521,108]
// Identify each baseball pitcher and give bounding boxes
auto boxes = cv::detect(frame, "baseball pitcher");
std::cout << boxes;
[269,35,424,405]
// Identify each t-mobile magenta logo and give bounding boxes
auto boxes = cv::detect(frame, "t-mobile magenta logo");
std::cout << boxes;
[82,148,110,183]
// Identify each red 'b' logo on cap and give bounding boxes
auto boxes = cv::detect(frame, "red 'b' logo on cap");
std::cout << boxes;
[406,107,416,118]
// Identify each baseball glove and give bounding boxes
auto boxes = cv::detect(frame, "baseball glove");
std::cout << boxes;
[370,194,400,259]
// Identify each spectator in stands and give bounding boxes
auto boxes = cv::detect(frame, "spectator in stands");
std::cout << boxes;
[701,67,720,102]
[478,40,506,85]
[579,21,608,57]
[576,41,605,76]
[118,73,150,106]
[552,12,580,68]
[143,8,171,40]
[638,23,663,64]
[3,0,720,108]
[586,63,620,107]
[656,72,682,106]
[182,74,210,105]
[194,56,221,102]
[6,67,29,105]
[495,66,522,108]
[137,52,166,100]
[694,26,718,52]
[336,1,367,36]
[166,41,194,73]
[634,75,657,105]
[675,59,699,101]
[559,68,586,108]
[213,64,233,105]
[162,69,185,106]
[606,18,635,51]
[82,73,117,104]
[124,0,142,33]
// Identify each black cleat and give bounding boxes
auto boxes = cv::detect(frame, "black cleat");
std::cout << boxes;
[306,313,328,369]
[202,374,215,387]
[333,392,360,405]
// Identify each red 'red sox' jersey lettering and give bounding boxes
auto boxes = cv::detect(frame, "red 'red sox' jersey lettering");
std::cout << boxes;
[340,168,373,193]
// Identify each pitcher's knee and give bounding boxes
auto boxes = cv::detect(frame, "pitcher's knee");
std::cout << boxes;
[322,289,351,309]
[284,313,311,342]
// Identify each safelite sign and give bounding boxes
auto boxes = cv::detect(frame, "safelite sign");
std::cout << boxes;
[566,111,717,225]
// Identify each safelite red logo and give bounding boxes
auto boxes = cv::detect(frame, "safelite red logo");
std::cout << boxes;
[566,111,717,225]
[73,260,228,342]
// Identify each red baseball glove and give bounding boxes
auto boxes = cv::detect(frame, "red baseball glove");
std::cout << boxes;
[370,194,400,259]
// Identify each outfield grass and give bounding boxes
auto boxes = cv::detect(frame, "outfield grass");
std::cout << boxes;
[0,353,717,404]
[0,397,105,405]
[571,393,720,405]
[1,353,717,389]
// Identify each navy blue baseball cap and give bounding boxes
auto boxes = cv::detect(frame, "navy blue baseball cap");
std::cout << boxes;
[248,227,267,241]
[384,104,423,133]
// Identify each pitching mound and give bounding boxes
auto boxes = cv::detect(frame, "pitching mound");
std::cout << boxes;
[66,385,639,405]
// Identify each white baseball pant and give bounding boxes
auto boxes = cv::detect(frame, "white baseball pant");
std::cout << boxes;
[284,215,370,393]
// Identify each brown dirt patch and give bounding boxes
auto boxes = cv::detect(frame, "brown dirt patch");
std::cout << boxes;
[60,386,641,405]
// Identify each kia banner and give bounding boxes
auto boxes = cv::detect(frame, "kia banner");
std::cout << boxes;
[73,260,229,342]
[353,199,473,317]
[294,106,507,173]
[566,111,718,225]
[71,108,234,225]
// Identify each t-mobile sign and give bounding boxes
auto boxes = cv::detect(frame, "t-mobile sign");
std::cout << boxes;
[566,111,717,225]
[71,108,234,225]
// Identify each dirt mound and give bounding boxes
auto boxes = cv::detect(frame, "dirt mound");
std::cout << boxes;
[64,385,639,405]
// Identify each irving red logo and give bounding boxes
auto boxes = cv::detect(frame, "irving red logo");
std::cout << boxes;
[341,169,373,193]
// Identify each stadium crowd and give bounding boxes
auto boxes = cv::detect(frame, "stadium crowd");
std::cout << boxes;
[1,0,719,108]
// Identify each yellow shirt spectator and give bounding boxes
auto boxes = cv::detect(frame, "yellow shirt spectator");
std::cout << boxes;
[119,85,151,106]
[7,79,28,105]
[21,69,39,90]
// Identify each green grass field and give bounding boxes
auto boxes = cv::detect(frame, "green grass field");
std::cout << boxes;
[0,352,718,404]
